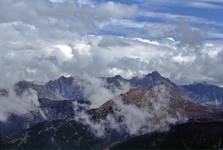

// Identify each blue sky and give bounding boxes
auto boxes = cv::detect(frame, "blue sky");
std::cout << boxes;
[92,0,223,41]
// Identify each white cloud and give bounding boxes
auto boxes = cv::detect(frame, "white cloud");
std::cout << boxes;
[0,89,39,122]
[142,11,223,28]
[52,44,74,62]
[1,0,223,131]
[189,1,223,9]
[0,0,222,88]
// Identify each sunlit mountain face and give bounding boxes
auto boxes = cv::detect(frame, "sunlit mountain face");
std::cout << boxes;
[0,0,223,149]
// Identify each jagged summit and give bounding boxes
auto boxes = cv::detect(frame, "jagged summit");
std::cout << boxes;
[113,75,124,80]
[146,71,162,78]
[50,75,74,83]
[104,71,174,90]
[14,75,85,100]
[2,71,223,149]
[104,74,128,90]
[130,71,176,89]
[46,76,75,90]
[11,71,223,107]
[89,82,216,131]
[44,75,84,100]
[106,75,125,82]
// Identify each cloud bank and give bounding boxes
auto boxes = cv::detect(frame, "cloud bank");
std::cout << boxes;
[0,0,222,87]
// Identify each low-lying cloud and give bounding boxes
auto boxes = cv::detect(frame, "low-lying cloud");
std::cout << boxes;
[0,88,39,121]
[74,85,185,137]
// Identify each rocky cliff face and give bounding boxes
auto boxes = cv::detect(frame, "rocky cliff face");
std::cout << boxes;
[14,76,86,100]
[130,71,177,89]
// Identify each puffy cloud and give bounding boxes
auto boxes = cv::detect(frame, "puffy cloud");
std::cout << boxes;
[0,0,223,89]
[0,89,39,121]
[74,85,184,136]
[188,1,223,9]
[77,74,130,108]
[0,0,223,131]
[0,0,138,84]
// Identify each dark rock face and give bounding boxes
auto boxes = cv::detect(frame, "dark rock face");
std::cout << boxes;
[88,83,223,141]
[1,119,105,150]
[182,83,223,106]
[12,72,223,107]
[0,98,89,137]
[104,75,129,92]
[0,114,27,138]
[2,119,223,150]
[103,71,178,90]
[38,98,89,119]
[90,84,215,123]
[106,72,223,107]
[130,71,176,88]
[2,71,223,149]
[14,76,86,101]
[111,121,223,149]
[14,81,42,96]
[106,75,128,87]
[45,76,85,100]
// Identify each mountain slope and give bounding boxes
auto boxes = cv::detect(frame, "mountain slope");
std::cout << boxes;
[1,119,104,150]
[105,72,223,107]
[2,117,223,149]
[14,76,86,100]
[182,83,223,106]
[91,84,213,120]
[0,98,89,137]
[130,71,177,89]
[111,121,223,149]
[1,72,223,149]
[89,83,217,136]
[2,71,223,140]
[12,72,223,107]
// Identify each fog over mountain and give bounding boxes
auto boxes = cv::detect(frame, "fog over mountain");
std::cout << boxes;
[1,0,223,149]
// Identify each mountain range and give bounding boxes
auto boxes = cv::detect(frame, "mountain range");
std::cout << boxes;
[1,71,223,149]
[10,71,223,106]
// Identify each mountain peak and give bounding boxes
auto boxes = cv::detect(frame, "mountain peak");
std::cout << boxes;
[114,74,122,78]
[57,75,74,82]
[146,71,162,79]
[151,71,161,77]
[130,71,176,89]
[105,75,128,89]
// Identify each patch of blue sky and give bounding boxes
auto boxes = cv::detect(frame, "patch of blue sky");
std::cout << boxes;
[92,0,223,41]
[134,16,167,24]
[158,5,223,22]
[91,30,126,37]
